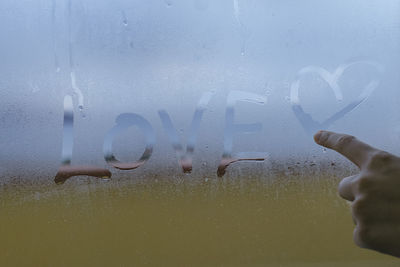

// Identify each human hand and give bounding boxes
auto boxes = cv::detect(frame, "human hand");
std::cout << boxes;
[314,130,400,258]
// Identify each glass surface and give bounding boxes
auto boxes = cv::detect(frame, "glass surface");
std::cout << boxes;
[0,0,399,266]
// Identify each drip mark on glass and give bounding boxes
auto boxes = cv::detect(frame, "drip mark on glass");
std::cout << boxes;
[233,0,241,26]
[68,0,85,117]
[164,0,173,7]
[233,0,248,56]
[70,71,85,116]
[121,11,128,27]
[52,0,60,72]
[217,157,265,177]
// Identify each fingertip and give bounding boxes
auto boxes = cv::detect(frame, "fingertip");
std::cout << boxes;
[313,130,324,144]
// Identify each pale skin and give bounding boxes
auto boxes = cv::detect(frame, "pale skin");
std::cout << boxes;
[314,130,400,258]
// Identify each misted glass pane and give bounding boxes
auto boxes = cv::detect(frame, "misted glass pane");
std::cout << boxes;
[0,0,399,266]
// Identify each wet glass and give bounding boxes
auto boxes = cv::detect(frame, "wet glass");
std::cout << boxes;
[0,0,400,266]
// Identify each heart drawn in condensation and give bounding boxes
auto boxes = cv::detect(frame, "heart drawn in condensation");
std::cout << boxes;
[290,60,384,135]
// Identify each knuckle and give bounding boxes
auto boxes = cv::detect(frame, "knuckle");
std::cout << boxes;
[351,198,371,220]
[367,151,392,169]
[354,225,375,248]
[355,176,374,194]
[335,135,355,150]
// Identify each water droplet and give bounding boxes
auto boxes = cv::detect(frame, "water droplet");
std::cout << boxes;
[78,105,86,118]
[101,176,111,181]
[322,148,327,153]
[202,162,207,167]
[204,178,209,182]
[165,0,173,7]
[121,11,128,27]
[30,83,40,93]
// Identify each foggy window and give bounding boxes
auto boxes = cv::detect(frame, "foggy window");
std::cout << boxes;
[0,1,399,266]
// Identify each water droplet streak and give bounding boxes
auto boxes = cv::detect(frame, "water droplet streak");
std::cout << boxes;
[121,11,128,27]
[70,72,85,118]
[240,46,245,56]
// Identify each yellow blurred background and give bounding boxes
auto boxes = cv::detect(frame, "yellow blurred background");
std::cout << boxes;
[0,174,397,266]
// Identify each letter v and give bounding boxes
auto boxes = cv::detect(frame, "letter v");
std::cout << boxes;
[158,91,215,173]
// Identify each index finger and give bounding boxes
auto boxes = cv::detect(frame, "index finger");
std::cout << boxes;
[314,130,376,169]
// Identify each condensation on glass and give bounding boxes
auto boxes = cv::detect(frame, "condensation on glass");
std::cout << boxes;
[0,1,399,182]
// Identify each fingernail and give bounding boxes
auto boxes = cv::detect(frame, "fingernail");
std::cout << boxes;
[314,130,324,143]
